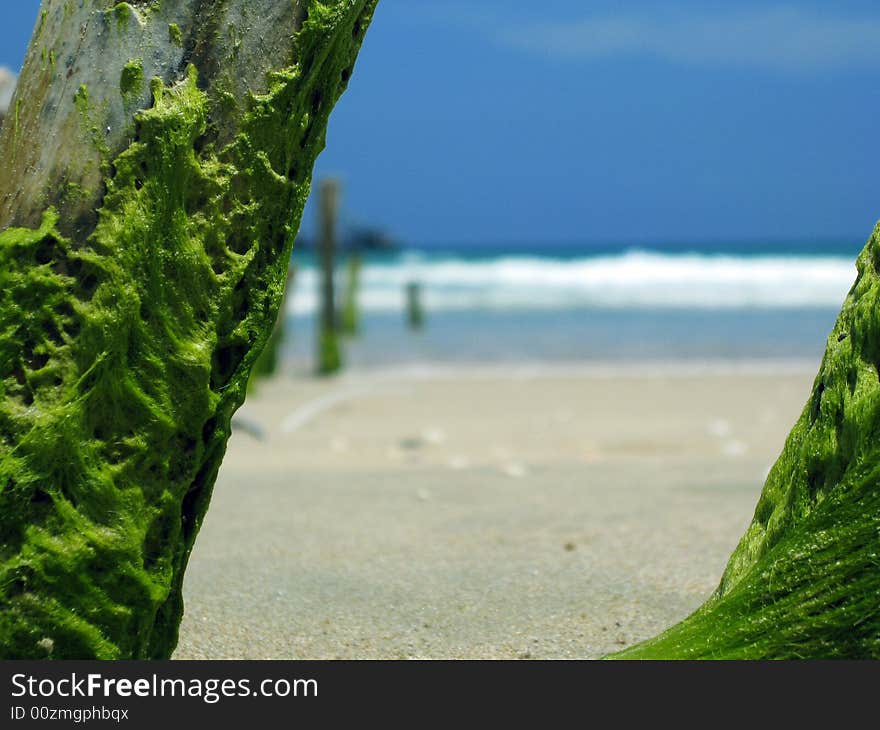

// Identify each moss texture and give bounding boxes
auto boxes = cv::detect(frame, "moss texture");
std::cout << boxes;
[168,23,183,47]
[119,59,144,100]
[0,0,377,660]
[613,223,880,659]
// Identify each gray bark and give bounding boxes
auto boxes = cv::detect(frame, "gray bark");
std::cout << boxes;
[0,0,308,236]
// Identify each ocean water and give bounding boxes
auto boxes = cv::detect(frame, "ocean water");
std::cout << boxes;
[282,240,863,370]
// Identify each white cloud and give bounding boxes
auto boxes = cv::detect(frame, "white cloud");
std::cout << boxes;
[0,67,16,115]
[494,8,880,71]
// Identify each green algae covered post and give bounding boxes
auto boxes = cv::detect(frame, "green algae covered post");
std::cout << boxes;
[340,252,362,337]
[611,223,880,660]
[317,178,343,374]
[0,0,378,659]
[251,268,296,384]
[406,281,425,330]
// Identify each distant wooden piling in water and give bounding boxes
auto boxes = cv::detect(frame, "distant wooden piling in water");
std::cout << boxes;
[317,179,342,374]
[340,251,362,337]
[406,281,425,330]
[251,266,296,384]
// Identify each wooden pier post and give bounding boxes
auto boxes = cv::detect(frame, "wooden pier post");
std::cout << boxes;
[406,281,425,330]
[340,251,362,336]
[252,267,296,384]
[317,178,343,373]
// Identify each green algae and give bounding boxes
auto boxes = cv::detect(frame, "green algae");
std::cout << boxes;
[35,10,48,42]
[73,85,110,165]
[113,3,135,30]
[0,0,377,659]
[612,223,880,659]
[120,59,144,100]
[317,328,342,375]
[168,23,183,47]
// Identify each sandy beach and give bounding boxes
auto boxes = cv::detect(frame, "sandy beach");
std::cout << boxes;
[174,362,817,659]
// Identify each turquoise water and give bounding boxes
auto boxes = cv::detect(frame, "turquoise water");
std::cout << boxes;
[283,239,862,369]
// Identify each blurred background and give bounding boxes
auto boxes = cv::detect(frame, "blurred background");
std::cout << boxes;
[2,1,879,658]
[4,1,879,371]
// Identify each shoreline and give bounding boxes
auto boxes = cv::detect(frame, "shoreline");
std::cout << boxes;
[278,356,823,383]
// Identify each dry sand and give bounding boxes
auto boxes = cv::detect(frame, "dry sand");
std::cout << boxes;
[174,362,817,659]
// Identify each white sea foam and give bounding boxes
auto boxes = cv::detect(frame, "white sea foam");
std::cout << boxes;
[287,250,856,316]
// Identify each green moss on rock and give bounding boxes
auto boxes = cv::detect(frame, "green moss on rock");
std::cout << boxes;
[168,23,183,47]
[612,223,880,659]
[0,0,377,660]
[113,3,135,30]
[120,59,144,100]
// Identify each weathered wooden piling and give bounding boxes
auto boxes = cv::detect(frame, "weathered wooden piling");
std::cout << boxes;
[406,281,425,330]
[317,178,342,373]
[340,251,362,336]
[252,267,296,384]
[0,0,377,659]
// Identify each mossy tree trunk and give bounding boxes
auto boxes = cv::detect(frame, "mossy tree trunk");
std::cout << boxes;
[0,0,377,659]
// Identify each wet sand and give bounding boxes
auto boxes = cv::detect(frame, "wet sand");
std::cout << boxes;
[174,363,816,659]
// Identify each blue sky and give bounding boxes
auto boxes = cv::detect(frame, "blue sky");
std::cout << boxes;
[3,1,880,247]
